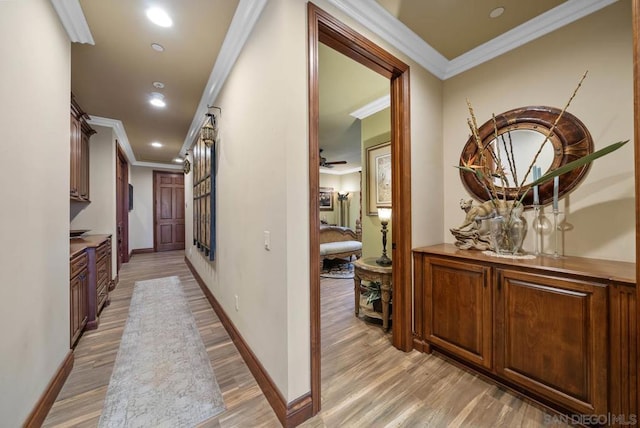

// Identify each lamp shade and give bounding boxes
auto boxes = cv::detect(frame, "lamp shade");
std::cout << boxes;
[378,207,391,222]
[201,120,216,146]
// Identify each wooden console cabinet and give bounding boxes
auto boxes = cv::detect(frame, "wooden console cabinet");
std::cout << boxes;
[70,94,95,202]
[413,244,636,423]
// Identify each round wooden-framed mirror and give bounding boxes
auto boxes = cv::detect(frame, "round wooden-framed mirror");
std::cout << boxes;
[459,106,594,206]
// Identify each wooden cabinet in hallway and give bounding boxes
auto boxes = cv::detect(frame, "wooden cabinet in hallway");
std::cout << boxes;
[154,172,185,252]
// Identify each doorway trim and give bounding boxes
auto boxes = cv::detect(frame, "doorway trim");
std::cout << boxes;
[308,3,412,415]
[632,0,640,415]
[115,144,129,271]
[153,171,186,252]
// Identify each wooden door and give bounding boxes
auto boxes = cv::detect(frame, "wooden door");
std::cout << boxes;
[494,269,608,415]
[115,146,129,271]
[424,257,492,369]
[154,172,185,252]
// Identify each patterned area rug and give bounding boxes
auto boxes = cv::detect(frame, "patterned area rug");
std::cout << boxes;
[98,276,225,427]
[321,259,354,279]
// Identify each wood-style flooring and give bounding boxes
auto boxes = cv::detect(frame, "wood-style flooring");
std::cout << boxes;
[44,252,566,427]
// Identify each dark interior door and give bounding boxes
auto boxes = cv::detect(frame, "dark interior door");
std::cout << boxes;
[154,172,185,252]
[116,146,129,270]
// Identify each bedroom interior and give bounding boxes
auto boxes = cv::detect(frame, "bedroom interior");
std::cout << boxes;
[3,0,639,427]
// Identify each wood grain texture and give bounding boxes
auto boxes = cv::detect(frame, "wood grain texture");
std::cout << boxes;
[43,251,280,428]
[633,0,640,417]
[299,276,569,427]
[24,352,74,428]
[185,257,313,428]
[414,245,636,422]
[308,2,413,415]
[42,251,572,427]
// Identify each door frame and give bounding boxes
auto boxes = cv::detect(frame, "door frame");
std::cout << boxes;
[153,170,186,252]
[633,0,640,415]
[115,144,129,269]
[308,3,412,414]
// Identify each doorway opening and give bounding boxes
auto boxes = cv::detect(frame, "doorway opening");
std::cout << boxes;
[116,144,129,274]
[308,3,412,415]
[153,171,186,252]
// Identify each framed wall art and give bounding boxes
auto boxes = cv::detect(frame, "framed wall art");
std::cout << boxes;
[366,141,391,215]
[319,187,334,211]
[192,136,216,261]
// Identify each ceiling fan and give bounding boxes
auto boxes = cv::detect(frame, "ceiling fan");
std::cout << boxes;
[319,149,347,168]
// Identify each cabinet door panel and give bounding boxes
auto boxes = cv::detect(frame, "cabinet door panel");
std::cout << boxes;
[425,258,492,369]
[70,113,80,197]
[495,269,607,415]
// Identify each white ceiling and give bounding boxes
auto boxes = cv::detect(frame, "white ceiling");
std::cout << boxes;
[53,0,618,170]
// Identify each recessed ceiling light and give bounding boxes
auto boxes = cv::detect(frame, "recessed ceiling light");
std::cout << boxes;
[149,92,166,108]
[146,7,173,27]
[151,142,162,148]
[173,158,184,163]
[151,43,165,52]
[153,81,165,89]
[489,6,505,18]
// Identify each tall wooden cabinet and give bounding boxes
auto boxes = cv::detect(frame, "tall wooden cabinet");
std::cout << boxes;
[413,244,636,424]
[70,94,95,202]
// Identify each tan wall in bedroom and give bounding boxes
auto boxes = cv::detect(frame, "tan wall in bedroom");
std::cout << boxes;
[319,173,340,225]
[361,108,392,259]
[443,1,634,262]
[0,1,71,425]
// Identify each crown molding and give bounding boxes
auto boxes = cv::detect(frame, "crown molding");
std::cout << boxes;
[180,0,269,156]
[326,0,449,79]
[327,0,618,81]
[444,0,618,78]
[134,161,182,170]
[87,115,181,170]
[320,166,362,176]
[349,94,390,119]
[50,0,94,44]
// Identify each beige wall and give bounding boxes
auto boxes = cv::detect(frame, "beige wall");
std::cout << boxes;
[184,0,443,402]
[443,1,634,262]
[70,126,117,278]
[185,0,309,401]
[0,0,70,425]
[128,166,155,251]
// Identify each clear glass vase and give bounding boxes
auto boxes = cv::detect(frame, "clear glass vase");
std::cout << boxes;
[489,205,525,255]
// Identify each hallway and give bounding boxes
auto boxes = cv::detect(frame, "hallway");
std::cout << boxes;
[44,251,280,427]
[44,252,564,427]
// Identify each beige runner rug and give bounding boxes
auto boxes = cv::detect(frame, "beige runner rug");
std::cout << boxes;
[98,276,225,427]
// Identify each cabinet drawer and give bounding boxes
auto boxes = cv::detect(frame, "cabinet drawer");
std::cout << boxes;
[70,252,88,278]
[96,256,109,284]
[96,239,110,261]
[97,282,108,311]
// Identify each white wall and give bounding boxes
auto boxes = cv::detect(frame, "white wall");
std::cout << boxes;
[70,125,117,278]
[186,0,443,402]
[128,166,155,251]
[442,1,634,262]
[0,0,70,425]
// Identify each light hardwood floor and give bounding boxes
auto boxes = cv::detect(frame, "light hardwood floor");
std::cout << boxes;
[44,252,566,427]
